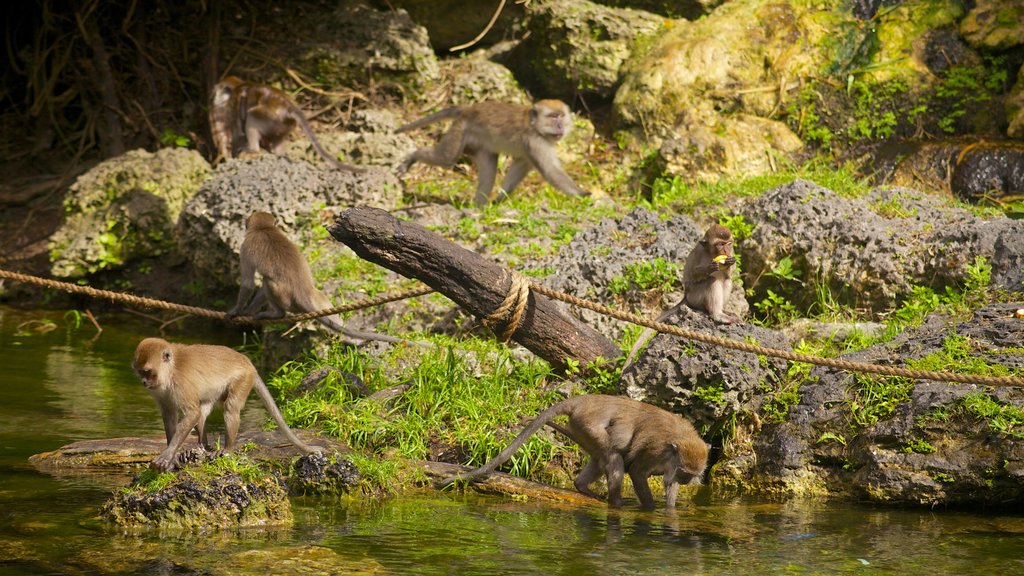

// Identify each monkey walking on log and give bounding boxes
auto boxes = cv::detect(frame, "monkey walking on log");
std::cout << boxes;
[132,337,321,472]
[440,395,709,510]
[209,76,363,172]
[395,100,591,206]
[226,211,417,347]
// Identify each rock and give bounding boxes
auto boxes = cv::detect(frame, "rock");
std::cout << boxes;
[301,3,440,99]
[511,0,665,100]
[655,112,803,185]
[1009,64,1024,139]
[534,207,748,340]
[590,0,721,19]
[951,143,1024,202]
[620,303,790,431]
[48,148,210,278]
[374,0,526,52]
[440,56,531,106]
[959,0,1024,51]
[101,461,293,529]
[724,302,1024,506]
[739,179,1024,312]
[287,452,361,495]
[176,154,402,290]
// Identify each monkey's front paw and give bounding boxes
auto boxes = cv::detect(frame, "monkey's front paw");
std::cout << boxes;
[150,456,176,472]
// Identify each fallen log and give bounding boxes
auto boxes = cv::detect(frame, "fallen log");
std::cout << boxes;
[328,207,622,370]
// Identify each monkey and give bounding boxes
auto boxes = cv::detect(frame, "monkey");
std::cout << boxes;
[209,75,363,172]
[683,224,737,324]
[132,337,320,472]
[395,99,590,206]
[439,395,708,510]
[226,211,414,347]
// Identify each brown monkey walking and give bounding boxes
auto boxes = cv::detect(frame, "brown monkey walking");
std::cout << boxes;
[440,395,708,509]
[226,211,413,346]
[683,224,737,324]
[209,76,363,172]
[132,337,320,472]
[395,100,590,206]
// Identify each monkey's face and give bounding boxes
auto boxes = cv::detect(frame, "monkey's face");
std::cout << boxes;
[531,100,572,141]
[132,338,170,391]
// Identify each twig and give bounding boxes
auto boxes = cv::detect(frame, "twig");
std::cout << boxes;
[450,0,508,52]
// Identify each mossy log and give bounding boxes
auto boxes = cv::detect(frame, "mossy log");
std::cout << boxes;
[328,206,622,370]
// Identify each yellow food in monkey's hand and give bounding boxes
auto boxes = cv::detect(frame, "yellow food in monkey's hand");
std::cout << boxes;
[713,255,728,264]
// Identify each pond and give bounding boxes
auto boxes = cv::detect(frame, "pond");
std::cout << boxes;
[2,305,1024,575]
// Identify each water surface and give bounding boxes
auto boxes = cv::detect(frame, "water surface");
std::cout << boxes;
[1,305,1023,575]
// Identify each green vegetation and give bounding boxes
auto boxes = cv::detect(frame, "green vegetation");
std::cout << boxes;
[608,258,679,295]
[268,337,619,492]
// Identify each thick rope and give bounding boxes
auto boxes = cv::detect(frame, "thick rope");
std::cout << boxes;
[527,282,1024,388]
[482,270,530,341]
[3,267,1022,387]
[0,269,433,325]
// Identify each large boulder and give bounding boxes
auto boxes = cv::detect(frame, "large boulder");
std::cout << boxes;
[511,0,665,100]
[177,155,402,291]
[534,208,748,340]
[620,303,791,433]
[718,302,1024,505]
[48,148,210,278]
[959,0,1024,51]
[739,179,1024,312]
[301,3,440,99]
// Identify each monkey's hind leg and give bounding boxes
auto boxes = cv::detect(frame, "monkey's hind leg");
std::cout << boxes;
[398,121,467,173]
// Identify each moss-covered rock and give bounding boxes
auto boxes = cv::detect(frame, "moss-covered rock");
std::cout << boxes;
[959,0,1024,50]
[47,148,210,278]
[102,460,293,530]
[513,0,666,100]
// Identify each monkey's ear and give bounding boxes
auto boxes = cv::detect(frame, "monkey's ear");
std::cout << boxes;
[529,106,539,122]
[162,349,172,363]
[668,442,679,454]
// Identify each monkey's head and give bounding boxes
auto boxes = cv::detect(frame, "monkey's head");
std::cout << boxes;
[702,224,734,258]
[133,337,172,390]
[246,211,277,231]
[530,99,572,141]
[670,440,709,486]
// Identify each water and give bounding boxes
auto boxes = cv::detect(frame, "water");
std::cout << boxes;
[2,305,1024,575]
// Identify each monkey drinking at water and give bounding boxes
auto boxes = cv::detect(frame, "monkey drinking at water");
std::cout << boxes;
[132,337,320,472]
[440,395,708,510]
[226,211,412,346]
[209,75,362,172]
[684,223,737,324]
[395,99,589,206]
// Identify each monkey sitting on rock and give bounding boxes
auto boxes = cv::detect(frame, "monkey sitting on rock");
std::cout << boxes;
[395,99,590,206]
[684,223,738,324]
[440,395,708,510]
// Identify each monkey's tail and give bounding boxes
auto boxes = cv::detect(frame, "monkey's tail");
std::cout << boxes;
[293,111,365,173]
[394,107,461,134]
[253,376,321,454]
[438,397,575,489]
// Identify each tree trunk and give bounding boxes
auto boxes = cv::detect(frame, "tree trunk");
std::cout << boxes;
[328,207,622,370]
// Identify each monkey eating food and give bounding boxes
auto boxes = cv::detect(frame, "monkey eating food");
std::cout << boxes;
[684,223,737,324]
[132,337,321,471]
[226,211,414,346]
[440,394,708,510]
[209,75,363,172]
[395,99,590,206]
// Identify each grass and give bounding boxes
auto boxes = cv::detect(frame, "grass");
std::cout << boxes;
[267,336,617,491]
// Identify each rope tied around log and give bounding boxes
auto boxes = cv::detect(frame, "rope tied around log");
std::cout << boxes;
[2,267,1023,388]
[481,270,530,341]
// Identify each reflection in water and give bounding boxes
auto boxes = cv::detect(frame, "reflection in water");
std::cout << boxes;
[2,306,1024,574]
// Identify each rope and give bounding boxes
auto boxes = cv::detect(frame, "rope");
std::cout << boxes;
[481,270,530,341]
[527,282,1024,388]
[0,269,433,325]
[3,267,1022,387]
